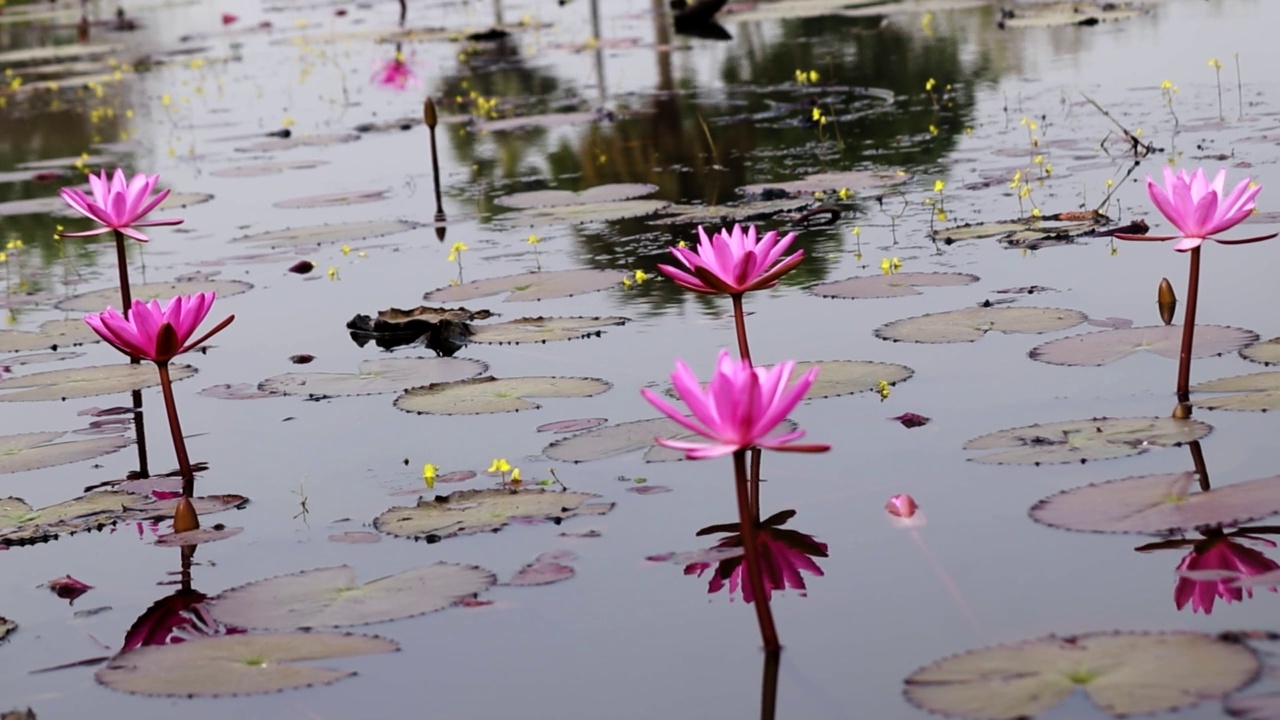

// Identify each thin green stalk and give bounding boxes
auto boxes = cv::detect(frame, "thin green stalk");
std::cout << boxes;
[733,450,780,652]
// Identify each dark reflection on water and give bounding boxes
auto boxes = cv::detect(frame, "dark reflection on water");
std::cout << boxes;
[122,546,244,651]
[687,509,828,603]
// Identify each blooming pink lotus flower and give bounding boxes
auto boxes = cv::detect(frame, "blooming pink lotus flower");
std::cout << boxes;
[641,349,829,459]
[373,52,418,91]
[1116,167,1277,252]
[84,292,233,365]
[685,510,828,604]
[1175,537,1280,614]
[58,169,183,241]
[657,224,803,296]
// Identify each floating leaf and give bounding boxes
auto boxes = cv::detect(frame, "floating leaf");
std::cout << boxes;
[210,160,328,178]
[0,616,13,643]
[792,360,913,399]
[394,376,611,415]
[1030,325,1258,366]
[543,417,799,463]
[374,488,613,542]
[7,351,85,367]
[904,631,1257,720]
[153,527,244,547]
[96,632,397,697]
[737,170,907,197]
[498,199,672,226]
[809,272,979,300]
[649,199,810,226]
[328,531,381,544]
[0,320,101,352]
[470,316,629,344]
[231,220,422,249]
[495,183,658,209]
[1030,472,1280,534]
[998,1,1144,28]
[0,492,248,546]
[1193,372,1280,411]
[876,307,1087,344]
[273,189,390,209]
[964,417,1211,465]
[208,564,495,630]
[0,363,196,402]
[933,217,1102,246]
[259,357,486,398]
[57,281,252,313]
[198,383,281,400]
[627,485,672,495]
[424,269,624,303]
[0,432,133,474]
[537,418,607,433]
[235,132,361,152]
[1242,338,1280,366]
[505,554,576,586]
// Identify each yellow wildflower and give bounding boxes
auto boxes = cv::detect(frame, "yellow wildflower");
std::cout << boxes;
[422,464,438,489]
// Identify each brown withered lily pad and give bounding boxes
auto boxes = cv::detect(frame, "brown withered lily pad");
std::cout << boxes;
[208,564,495,630]
[260,357,486,398]
[1030,325,1258,366]
[0,492,248,546]
[876,307,1087,344]
[505,551,577,586]
[1241,337,1280,366]
[0,320,100,353]
[543,417,800,463]
[57,280,252,313]
[346,306,487,353]
[273,189,391,209]
[374,488,613,542]
[809,272,979,300]
[1030,472,1280,534]
[0,616,14,643]
[0,363,197,402]
[904,631,1257,720]
[1192,371,1280,411]
[0,432,133,474]
[231,220,422,249]
[495,183,658,209]
[470,317,629,344]
[394,376,611,415]
[933,215,1105,247]
[964,417,1211,466]
[424,269,624,303]
[96,632,397,697]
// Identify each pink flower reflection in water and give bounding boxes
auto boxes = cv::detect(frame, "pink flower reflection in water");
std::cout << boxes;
[1175,536,1280,614]
[683,510,827,604]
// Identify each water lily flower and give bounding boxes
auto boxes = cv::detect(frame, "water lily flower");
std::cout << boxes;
[685,510,827,604]
[372,51,417,91]
[1115,167,1277,251]
[1175,536,1280,614]
[657,224,803,296]
[885,494,918,519]
[640,349,829,459]
[58,169,183,241]
[83,292,234,365]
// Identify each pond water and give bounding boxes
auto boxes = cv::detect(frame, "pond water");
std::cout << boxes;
[4,0,1280,718]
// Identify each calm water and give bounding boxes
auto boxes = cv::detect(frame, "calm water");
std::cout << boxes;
[3,0,1280,717]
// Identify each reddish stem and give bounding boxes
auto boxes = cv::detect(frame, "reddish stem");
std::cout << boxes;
[730,294,752,365]
[157,362,195,498]
[733,450,781,652]
[1177,246,1201,404]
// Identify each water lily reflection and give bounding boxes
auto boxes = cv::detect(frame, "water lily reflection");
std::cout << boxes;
[373,44,418,91]
[1175,535,1280,615]
[123,549,244,650]
[685,510,827,603]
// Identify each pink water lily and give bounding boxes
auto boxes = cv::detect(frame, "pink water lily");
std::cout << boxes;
[640,349,829,459]
[657,224,803,296]
[58,168,183,241]
[373,52,417,91]
[1175,537,1280,614]
[84,292,233,364]
[1115,167,1277,251]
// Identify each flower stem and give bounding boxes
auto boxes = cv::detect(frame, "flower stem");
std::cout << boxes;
[112,229,133,311]
[760,647,781,720]
[730,294,753,365]
[157,362,195,498]
[733,450,781,652]
[131,389,150,479]
[749,447,762,519]
[1176,246,1201,405]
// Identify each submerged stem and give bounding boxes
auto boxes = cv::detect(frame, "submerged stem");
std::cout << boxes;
[733,450,781,652]
[730,294,752,365]
[760,648,781,720]
[157,362,195,497]
[131,389,150,479]
[1176,247,1201,405]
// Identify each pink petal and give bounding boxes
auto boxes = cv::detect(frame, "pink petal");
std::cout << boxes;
[132,216,184,228]
[1211,232,1279,246]
[1173,237,1205,252]
[57,227,113,237]
[640,388,717,440]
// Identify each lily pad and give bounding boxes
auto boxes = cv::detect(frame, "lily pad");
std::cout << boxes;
[809,272,979,300]
[394,376,611,415]
[876,307,1088,344]
[0,320,102,352]
[153,527,244,547]
[1193,372,1280,411]
[737,170,908,197]
[999,1,1145,28]
[208,564,495,630]
[904,631,1257,720]
[505,553,576,586]
[210,160,327,178]
[0,492,248,546]
[273,189,390,209]
[649,199,810,226]
[470,316,629,344]
[374,488,613,542]
[964,417,1211,466]
[495,183,658,209]
[1030,472,1280,534]
[0,432,133,474]
[789,360,914,399]
[198,383,281,400]
[499,200,672,226]
[96,632,398,697]
[424,270,624,303]
[260,357,486,398]
[1242,338,1280,366]
[231,220,422,249]
[543,417,800,463]
[0,363,197,402]
[933,217,1102,246]
[537,418,607,434]
[57,280,252,312]
[235,133,361,153]
[1030,325,1258,366]
[7,351,85,366]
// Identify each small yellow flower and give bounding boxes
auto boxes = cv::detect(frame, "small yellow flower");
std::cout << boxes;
[1033,155,1044,165]
[510,468,522,483]
[622,277,633,288]
[933,180,945,193]
[327,266,339,280]
[487,458,511,474]
[340,244,351,255]
[0,252,6,263]
[880,258,892,274]
[447,242,468,263]
[925,78,936,92]
[5,239,21,250]
[811,107,823,122]
[813,190,825,200]
[633,269,650,284]
[1031,207,1042,218]
[1044,163,1053,177]
[935,209,948,222]
[676,240,687,249]
[1105,179,1114,189]
[422,464,438,489]
[928,124,939,136]
[837,187,851,201]
[357,251,367,258]
[1019,185,1030,199]
[1110,245,1119,257]
[282,116,295,128]
[891,257,903,270]
[1208,57,1223,70]
[527,234,540,245]
[877,380,891,400]
[853,251,863,261]
[850,226,861,236]
[808,70,819,83]
[1161,79,1175,91]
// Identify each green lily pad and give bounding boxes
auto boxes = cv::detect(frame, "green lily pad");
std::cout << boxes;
[0,431,133,474]
[395,376,611,415]
[96,632,398,697]
[809,272,979,300]
[876,307,1087,344]
[0,492,248,546]
[424,269,624,303]
[904,631,1257,720]
[543,417,801,463]
[7,351,85,366]
[789,360,914,399]
[374,488,613,542]
[260,357,486,398]
[470,316,629,344]
[964,417,1212,466]
[498,199,672,226]
[495,183,658,209]
[1030,472,1280,534]
[648,199,811,226]
[273,189,390,209]
[57,280,253,312]
[208,564,496,630]
[0,363,196,402]
[1193,371,1280,411]
[0,320,102,352]
[1241,337,1280,366]
[231,220,422,249]
[1030,325,1258,366]
[933,218,1102,245]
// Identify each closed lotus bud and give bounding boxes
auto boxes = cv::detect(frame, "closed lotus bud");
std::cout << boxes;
[173,497,200,533]
[1172,402,1192,420]
[1158,277,1178,326]
[423,97,438,129]
[885,493,918,519]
